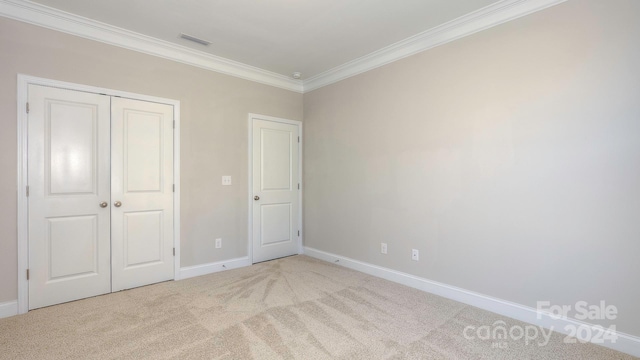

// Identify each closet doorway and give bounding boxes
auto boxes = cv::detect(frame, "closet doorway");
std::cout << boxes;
[17,76,180,311]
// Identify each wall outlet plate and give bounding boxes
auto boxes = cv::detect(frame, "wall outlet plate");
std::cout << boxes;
[215,238,222,249]
[222,176,232,185]
[412,249,419,261]
[381,243,387,254]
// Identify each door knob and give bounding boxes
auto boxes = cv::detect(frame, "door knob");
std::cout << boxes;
[254,196,260,201]
[114,201,122,207]
[99,202,108,208]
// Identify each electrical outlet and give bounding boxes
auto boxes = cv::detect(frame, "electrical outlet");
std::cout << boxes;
[222,176,232,186]
[381,243,387,254]
[215,238,222,249]
[412,249,419,261]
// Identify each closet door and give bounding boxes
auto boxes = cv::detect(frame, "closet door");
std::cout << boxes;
[110,97,174,291]
[28,85,112,309]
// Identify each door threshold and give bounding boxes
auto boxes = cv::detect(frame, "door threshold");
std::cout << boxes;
[252,254,299,265]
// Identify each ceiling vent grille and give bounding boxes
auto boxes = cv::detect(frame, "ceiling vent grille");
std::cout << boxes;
[179,33,211,46]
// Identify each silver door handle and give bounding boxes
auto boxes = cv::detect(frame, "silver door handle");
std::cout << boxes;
[254,196,260,201]
[114,201,122,207]
[99,202,108,208]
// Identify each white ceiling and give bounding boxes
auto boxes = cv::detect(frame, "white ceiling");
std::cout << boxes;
[29,0,499,79]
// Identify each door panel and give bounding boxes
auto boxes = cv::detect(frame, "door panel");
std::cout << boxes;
[261,203,292,245]
[125,111,162,192]
[252,118,299,263]
[48,102,97,195]
[111,97,174,291]
[123,211,163,268]
[47,215,98,280]
[28,85,111,309]
[261,129,292,190]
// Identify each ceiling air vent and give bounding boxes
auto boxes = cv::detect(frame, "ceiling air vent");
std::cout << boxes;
[179,33,211,46]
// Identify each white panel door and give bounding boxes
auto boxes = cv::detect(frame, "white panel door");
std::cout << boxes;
[28,85,111,309]
[252,118,300,263]
[111,97,174,291]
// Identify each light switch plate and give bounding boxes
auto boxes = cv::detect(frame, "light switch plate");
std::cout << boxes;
[222,176,232,186]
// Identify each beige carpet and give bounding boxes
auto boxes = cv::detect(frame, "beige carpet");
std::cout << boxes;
[0,255,633,359]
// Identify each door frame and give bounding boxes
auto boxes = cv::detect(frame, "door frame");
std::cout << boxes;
[16,74,181,314]
[247,113,303,263]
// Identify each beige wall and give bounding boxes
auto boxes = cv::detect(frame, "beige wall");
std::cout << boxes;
[0,17,302,303]
[303,0,640,337]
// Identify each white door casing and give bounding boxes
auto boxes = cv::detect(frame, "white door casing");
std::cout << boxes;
[18,75,181,314]
[251,116,300,263]
[111,97,175,291]
[27,85,112,309]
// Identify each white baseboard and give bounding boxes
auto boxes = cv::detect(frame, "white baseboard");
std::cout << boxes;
[178,256,251,280]
[304,247,640,358]
[0,300,18,319]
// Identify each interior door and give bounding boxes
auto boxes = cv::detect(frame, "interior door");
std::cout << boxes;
[110,97,175,291]
[28,85,112,309]
[252,118,300,263]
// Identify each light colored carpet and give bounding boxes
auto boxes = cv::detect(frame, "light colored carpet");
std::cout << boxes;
[0,255,633,359]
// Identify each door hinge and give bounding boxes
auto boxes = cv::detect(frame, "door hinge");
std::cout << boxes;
[298,183,300,190]
[173,120,175,129]
[26,186,29,197]
[298,230,300,236]
[26,102,29,114]
[173,248,175,256]
[173,184,175,192]
[298,136,300,143]
[26,269,30,280]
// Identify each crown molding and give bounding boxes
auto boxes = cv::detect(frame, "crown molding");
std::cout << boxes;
[0,0,304,93]
[0,0,566,94]
[303,0,567,93]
